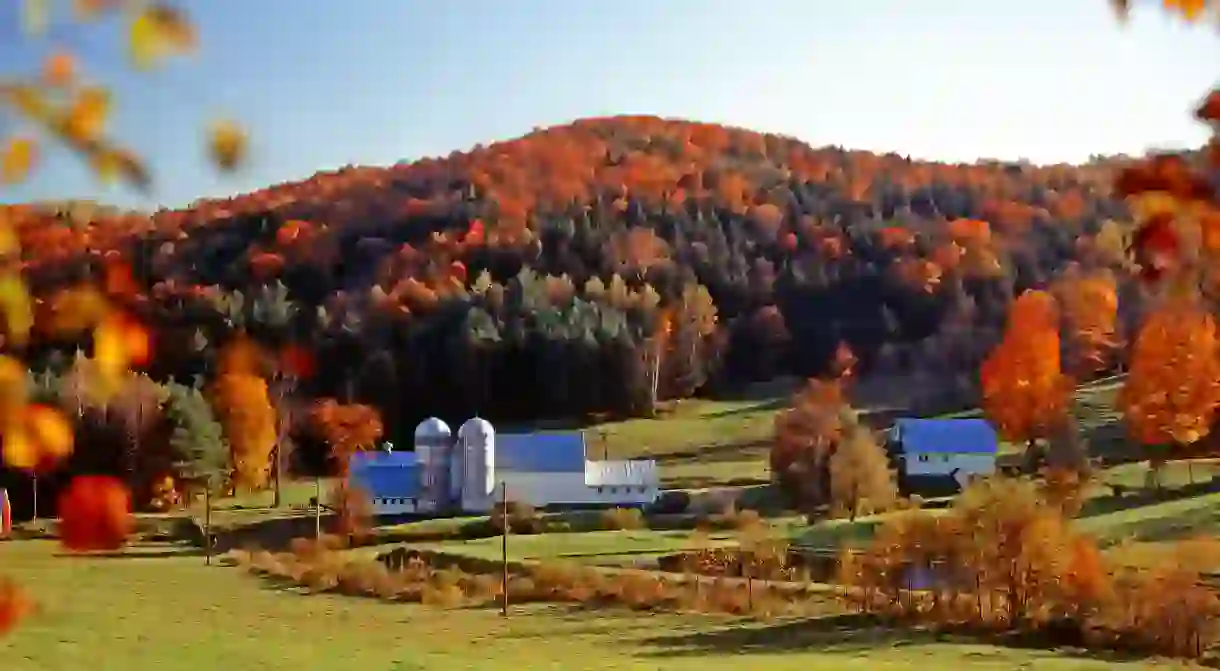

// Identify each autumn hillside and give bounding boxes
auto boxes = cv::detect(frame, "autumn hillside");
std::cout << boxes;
[3,116,1145,441]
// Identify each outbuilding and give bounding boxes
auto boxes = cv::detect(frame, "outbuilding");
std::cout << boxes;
[887,418,999,497]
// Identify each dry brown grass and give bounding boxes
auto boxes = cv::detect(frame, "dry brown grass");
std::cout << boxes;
[234,539,825,620]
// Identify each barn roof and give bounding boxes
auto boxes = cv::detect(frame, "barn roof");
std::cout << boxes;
[892,418,998,455]
[350,451,419,468]
[585,460,658,487]
[496,432,587,473]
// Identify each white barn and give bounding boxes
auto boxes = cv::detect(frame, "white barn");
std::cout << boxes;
[351,417,661,516]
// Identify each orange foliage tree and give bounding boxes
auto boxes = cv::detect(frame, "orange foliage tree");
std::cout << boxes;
[210,338,278,491]
[979,290,1074,470]
[1052,267,1121,377]
[306,399,383,540]
[306,399,384,475]
[1118,296,1220,482]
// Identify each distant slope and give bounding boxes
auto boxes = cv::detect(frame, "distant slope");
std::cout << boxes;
[5,116,1145,438]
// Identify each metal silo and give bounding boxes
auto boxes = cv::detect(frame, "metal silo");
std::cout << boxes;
[413,417,452,510]
[458,417,495,510]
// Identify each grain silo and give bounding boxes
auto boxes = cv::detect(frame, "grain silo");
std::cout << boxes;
[458,417,495,511]
[413,417,452,511]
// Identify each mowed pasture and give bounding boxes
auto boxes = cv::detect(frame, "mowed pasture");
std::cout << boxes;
[0,540,1173,671]
[589,375,1134,490]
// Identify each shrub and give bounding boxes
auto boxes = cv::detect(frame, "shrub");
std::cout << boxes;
[543,520,573,533]
[469,574,503,602]
[601,507,646,531]
[488,500,545,535]
[528,561,582,598]
[837,475,1220,660]
[733,508,763,530]
[651,491,691,515]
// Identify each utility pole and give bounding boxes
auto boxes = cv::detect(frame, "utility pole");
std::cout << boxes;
[500,480,508,618]
[314,477,322,540]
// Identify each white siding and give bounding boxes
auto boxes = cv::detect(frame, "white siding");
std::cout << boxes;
[463,471,659,512]
[902,453,995,477]
[584,460,658,487]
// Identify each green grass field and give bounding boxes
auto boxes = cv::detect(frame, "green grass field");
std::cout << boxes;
[0,540,1173,670]
[584,375,1132,489]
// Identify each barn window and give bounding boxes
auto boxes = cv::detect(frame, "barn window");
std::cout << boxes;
[918,454,930,463]
[596,486,604,493]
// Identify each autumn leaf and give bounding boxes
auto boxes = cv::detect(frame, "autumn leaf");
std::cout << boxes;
[41,286,110,336]
[1165,0,1210,21]
[0,577,32,638]
[86,143,151,191]
[73,0,121,22]
[128,4,198,70]
[24,403,74,464]
[1,429,38,471]
[1198,87,1220,123]
[58,475,133,552]
[0,221,18,259]
[207,119,248,172]
[42,52,77,88]
[0,84,54,128]
[64,86,112,143]
[0,274,34,348]
[0,137,38,185]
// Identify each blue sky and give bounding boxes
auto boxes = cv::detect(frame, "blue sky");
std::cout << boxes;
[1,0,1217,209]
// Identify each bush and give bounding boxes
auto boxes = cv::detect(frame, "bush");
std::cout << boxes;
[600,507,646,531]
[487,500,545,535]
[650,491,691,515]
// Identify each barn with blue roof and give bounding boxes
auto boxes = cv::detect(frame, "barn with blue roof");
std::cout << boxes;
[350,418,660,516]
[349,449,423,515]
[887,418,999,496]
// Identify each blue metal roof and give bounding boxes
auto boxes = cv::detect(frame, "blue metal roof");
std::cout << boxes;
[350,464,422,499]
[349,451,421,499]
[350,450,419,468]
[496,432,587,473]
[892,418,998,455]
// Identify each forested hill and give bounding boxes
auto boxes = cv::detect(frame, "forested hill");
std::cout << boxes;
[7,115,1142,441]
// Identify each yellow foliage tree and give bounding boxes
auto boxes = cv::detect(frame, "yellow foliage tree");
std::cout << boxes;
[210,372,276,491]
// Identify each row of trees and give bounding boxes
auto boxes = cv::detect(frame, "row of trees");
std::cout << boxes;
[839,476,1220,659]
[0,348,384,518]
[2,109,1152,441]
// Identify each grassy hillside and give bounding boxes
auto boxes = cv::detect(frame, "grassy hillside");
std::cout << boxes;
[0,541,1161,670]
[2,116,1144,514]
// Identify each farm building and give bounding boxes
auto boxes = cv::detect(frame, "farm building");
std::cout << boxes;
[351,417,660,516]
[886,418,998,497]
[348,449,422,515]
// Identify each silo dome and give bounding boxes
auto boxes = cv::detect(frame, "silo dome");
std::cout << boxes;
[458,417,496,502]
[414,417,452,448]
